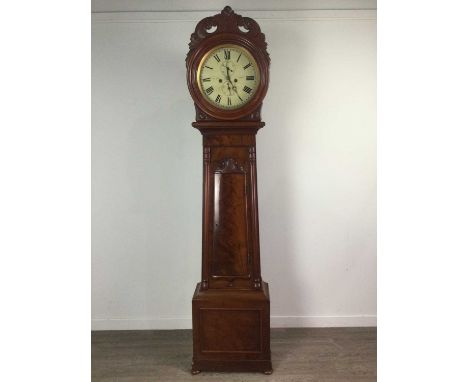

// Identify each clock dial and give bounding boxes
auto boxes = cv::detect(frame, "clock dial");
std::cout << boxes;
[197,45,260,110]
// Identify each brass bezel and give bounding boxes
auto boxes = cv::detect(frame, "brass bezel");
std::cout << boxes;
[196,44,260,110]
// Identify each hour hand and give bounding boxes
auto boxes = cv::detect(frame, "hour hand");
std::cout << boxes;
[225,66,232,82]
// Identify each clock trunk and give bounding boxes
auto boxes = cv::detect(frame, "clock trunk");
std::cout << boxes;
[191,128,271,373]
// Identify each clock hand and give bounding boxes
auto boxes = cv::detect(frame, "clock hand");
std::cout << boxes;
[220,64,238,97]
[226,81,234,96]
[226,66,239,88]
[225,65,232,83]
[230,81,240,98]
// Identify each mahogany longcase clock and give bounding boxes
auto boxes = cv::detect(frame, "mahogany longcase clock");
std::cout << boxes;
[186,6,272,374]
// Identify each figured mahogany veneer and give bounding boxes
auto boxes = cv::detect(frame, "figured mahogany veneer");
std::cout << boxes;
[192,282,271,373]
[187,7,272,374]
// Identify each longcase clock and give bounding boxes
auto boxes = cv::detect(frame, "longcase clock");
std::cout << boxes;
[186,6,272,374]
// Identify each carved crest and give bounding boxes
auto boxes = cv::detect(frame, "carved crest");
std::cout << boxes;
[187,6,269,63]
[215,158,245,173]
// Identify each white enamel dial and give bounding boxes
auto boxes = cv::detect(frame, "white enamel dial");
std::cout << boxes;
[197,45,260,110]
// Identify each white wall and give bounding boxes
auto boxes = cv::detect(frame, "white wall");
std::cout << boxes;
[92,3,376,330]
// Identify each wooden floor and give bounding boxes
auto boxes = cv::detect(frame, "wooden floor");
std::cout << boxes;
[92,327,376,382]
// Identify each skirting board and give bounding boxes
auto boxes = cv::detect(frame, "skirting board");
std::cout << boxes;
[92,315,377,330]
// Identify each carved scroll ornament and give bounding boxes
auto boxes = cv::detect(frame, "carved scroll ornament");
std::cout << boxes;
[187,6,269,64]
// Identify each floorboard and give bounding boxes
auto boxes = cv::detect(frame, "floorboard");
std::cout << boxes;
[92,327,376,381]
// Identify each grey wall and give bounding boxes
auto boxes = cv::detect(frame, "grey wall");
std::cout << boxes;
[92,2,376,329]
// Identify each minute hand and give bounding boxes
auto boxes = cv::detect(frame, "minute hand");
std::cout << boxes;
[226,66,242,99]
[230,80,242,99]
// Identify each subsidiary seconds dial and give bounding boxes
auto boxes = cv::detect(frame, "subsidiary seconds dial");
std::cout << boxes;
[197,45,260,110]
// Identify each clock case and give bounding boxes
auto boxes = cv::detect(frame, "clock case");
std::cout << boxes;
[186,7,272,374]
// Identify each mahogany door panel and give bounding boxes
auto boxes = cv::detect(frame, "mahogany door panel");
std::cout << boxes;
[207,146,253,289]
[212,167,249,277]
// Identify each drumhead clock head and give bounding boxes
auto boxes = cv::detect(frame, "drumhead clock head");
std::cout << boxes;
[197,45,260,111]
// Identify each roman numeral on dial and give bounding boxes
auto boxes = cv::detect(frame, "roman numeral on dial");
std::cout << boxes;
[227,97,232,106]
[246,76,254,81]
[215,94,221,103]
[202,78,211,82]
[214,54,220,62]
[224,50,230,60]
[243,86,252,94]
[243,63,252,70]
[205,86,214,95]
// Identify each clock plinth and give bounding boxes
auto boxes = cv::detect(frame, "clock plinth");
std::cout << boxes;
[192,282,272,374]
[187,7,272,374]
